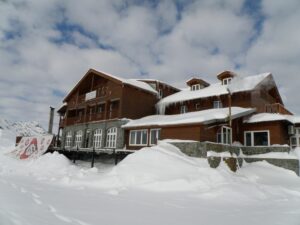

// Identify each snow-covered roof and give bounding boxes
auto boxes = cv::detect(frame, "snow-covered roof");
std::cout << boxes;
[64,69,157,101]
[245,113,300,124]
[137,79,180,90]
[157,73,271,114]
[123,107,255,128]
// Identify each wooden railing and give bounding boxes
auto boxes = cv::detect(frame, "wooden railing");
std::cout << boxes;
[265,103,293,115]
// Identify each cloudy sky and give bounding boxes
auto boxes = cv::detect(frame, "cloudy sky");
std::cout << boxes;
[1,0,300,129]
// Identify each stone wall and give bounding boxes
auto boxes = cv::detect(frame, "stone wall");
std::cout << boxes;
[167,140,299,176]
[61,119,129,149]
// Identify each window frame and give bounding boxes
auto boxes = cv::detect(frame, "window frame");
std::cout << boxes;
[222,78,232,85]
[65,131,72,148]
[129,129,148,146]
[106,127,117,149]
[149,129,161,146]
[158,89,163,99]
[244,130,270,147]
[217,126,232,145]
[180,105,188,114]
[213,100,222,109]
[93,129,102,149]
[74,130,83,148]
[191,84,201,91]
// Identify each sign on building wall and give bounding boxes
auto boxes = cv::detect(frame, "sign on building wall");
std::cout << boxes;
[85,90,96,101]
[10,135,53,160]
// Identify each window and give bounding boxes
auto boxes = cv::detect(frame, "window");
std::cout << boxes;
[74,130,83,147]
[222,78,232,85]
[195,103,201,110]
[129,130,148,146]
[213,100,222,108]
[93,129,102,149]
[217,126,232,144]
[180,105,188,114]
[65,131,72,148]
[158,89,163,99]
[150,129,161,145]
[244,131,270,147]
[106,127,117,148]
[191,84,201,91]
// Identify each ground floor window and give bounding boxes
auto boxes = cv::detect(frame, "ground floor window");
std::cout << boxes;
[74,130,83,147]
[217,126,232,144]
[65,131,72,147]
[244,131,270,147]
[106,127,117,148]
[93,129,102,149]
[129,130,148,146]
[150,129,161,145]
[290,136,300,148]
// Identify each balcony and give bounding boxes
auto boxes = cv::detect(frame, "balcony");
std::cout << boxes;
[265,103,292,115]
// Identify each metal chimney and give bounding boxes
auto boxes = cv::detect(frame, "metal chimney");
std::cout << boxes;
[48,106,55,134]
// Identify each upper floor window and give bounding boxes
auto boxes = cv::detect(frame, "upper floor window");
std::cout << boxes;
[222,78,232,85]
[195,103,201,110]
[191,84,201,91]
[180,105,188,114]
[213,101,222,109]
[158,89,163,99]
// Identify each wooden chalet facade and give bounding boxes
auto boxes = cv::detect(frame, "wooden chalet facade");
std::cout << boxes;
[57,69,179,150]
[123,71,300,150]
[58,69,300,152]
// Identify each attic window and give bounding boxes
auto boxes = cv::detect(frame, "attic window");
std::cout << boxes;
[222,78,232,85]
[191,84,201,91]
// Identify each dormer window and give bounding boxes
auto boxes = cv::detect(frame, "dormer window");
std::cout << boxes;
[191,84,201,91]
[222,78,232,85]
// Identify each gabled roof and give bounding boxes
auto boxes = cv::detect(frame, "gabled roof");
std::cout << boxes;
[122,107,255,128]
[63,69,157,102]
[157,73,272,114]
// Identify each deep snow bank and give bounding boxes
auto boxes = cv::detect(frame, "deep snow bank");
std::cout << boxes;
[0,142,299,199]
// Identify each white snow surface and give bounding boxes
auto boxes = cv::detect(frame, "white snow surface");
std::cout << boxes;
[94,69,158,94]
[1,140,300,225]
[245,113,300,124]
[157,73,271,114]
[123,107,255,128]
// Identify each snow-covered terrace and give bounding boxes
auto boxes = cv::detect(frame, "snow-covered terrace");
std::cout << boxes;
[156,73,271,114]
[245,113,300,124]
[123,107,255,128]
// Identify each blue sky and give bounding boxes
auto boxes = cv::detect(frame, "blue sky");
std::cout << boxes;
[1,0,300,129]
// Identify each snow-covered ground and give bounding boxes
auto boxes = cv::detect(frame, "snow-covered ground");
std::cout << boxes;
[1,127,300,225]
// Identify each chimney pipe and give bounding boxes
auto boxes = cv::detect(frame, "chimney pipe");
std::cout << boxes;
[48,106,55,134]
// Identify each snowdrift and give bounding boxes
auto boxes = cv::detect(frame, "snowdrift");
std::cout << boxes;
[1,142,299,201]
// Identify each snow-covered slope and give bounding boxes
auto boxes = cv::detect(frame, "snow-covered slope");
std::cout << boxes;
[0,119,46,152]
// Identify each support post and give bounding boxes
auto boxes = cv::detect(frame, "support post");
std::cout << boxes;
[114,149,118,165]
[91,147,95,168]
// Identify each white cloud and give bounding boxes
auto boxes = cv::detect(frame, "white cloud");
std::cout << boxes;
[0,0,300,130]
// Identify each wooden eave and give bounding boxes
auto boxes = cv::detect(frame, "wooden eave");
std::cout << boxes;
[217,71,237,81]
[186,78,210,87]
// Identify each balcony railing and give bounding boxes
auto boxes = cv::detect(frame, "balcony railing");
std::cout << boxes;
[265,103,292,115]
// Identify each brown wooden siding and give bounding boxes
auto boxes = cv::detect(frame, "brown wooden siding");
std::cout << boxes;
[241,121,290,145]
